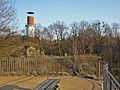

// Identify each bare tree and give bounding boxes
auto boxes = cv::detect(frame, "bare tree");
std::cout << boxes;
[0,0,17,34]
[35,23,44,54]
[35,23,43,39]
[78,21,89,54]
[70,21,79,56]
[49,20,68,56]
[111,23,120,37]
[48,25,54,55]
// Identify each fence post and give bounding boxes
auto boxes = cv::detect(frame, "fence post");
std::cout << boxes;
[23,58,25,73]
[110,77,112,90]
[0,60,1,71]
[11,58,12,72]
[72,58,75,76]
[19,58,21,72]
[103,68,106,90]
[99,61,100,79]
[103,63,108,90]
[28,60,29,73]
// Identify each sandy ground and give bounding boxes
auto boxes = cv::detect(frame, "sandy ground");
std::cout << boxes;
[0,76,102,90]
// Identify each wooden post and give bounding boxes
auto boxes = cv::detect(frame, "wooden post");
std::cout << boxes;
[36,59,37,72]
[2,58,4,71]
[29,59,32,72]
[25,59,26,73]
[11,58,12,72]
[1,59,2,71]
[21,58,22,73]
[4,59,6,72]
[9,58,11,72]
[23,58,24,73]
[61,60,62,75]
[99,61,100,79]
[6,58,9,72]
[54,59,55,73]
[28,60,29,72]
[8,58,9,72]
[26,59,28,72]
[28,59,29,73]
[37,59,39,73]
[31,59,33,72]
[21,58,22,72]
[23,59,25,72]
[48,59,49,74]
[13,58,14,72]
[55,59,57,73]
[12,58,13,72]
[12,58,14,72]
[20,58,21,72]
[22,58,24,73]
[0,59,1,71]
[110,77,112,90]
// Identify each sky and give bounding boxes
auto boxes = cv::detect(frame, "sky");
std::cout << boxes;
[15,0,120,30]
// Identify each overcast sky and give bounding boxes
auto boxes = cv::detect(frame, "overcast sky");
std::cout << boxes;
[15,0,120,29]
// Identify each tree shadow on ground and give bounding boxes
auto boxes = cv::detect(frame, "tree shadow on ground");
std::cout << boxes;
[0,84,31,90]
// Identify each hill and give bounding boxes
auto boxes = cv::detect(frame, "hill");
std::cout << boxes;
[0,35,41,57]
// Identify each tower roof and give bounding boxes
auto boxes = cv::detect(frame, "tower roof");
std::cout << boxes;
[27,12,34,14]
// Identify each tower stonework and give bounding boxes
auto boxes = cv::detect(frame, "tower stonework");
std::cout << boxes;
[26,12,35,37]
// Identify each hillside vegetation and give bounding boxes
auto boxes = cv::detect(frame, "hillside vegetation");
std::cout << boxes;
[0,35,41,57]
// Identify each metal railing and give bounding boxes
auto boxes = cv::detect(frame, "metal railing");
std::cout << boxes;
[103,62,120,90]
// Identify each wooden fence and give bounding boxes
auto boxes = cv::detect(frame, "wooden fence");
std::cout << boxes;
[0,57,102,79]
[0,57,73,75]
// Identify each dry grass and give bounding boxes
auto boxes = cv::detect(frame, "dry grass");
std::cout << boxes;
[0,76,101,90]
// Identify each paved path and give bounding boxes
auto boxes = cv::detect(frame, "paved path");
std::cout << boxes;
[0,76,101,90]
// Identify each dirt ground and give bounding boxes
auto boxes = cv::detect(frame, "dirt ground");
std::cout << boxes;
[0,76,102,90]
